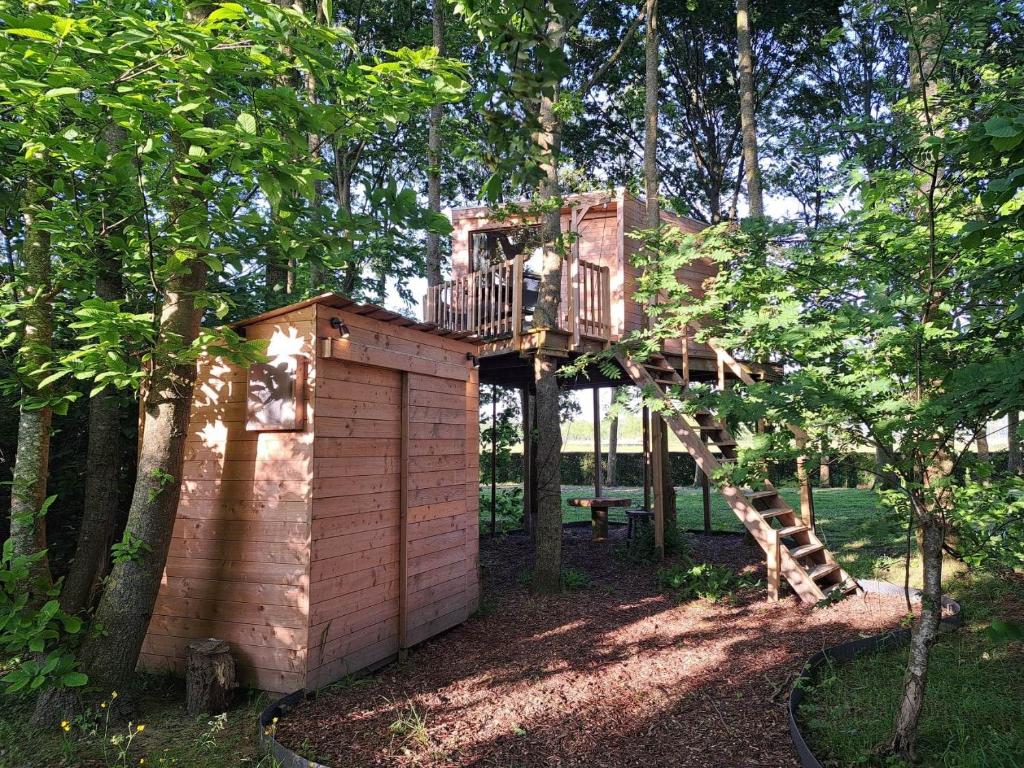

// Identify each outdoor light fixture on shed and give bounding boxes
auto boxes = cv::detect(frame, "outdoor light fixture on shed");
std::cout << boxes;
[329,316,350,338]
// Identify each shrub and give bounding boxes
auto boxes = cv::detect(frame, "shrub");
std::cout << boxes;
[561,569,591,590]
[657,562,760,603]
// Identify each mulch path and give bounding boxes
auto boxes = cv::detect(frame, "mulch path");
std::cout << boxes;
[277,526,913,768]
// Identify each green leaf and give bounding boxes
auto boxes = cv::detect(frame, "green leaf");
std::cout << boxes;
[60,671,88,687]
[236,112,257,135]
[43,87,80,100]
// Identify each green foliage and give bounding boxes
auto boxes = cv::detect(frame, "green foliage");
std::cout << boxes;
[480,487,523,533]
[657,560,760,603]
[109,530,151,566]
[0,542,85,694]
[561,569,591,590]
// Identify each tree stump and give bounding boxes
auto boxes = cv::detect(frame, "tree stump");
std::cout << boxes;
[186,638,236,715]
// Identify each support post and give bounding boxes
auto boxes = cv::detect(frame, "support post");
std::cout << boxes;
[651,414,666,559]
[767,530,781,602]
[592,387,602,498]
[521,386,533,537]
[511,254,524,349]
[398,372,410,655]
[491,385,497,537]
[642,404,651,512]
[701,466,711,534]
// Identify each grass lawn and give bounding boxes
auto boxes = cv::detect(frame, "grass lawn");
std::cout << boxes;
[0,679,275,768]
[483,484,907,579]
[797,573,1024,768]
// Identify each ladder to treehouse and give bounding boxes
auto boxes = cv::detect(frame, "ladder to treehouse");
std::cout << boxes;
[617,350,860,604]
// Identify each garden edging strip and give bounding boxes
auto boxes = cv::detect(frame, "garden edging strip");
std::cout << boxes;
[260,689,330,768]
[787,579,963,768]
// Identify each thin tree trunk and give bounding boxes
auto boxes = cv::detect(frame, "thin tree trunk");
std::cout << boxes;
[530,9,565,595]
[606,390,618,487]
[976,431,989,461]
[1009,410,1021,474]
[889,496,945,759]
[735,0,764,217]
[61,125,127,616]
[425,0,446,288]
[819,436,831,488]
[8,179,54,590]
[644,0,659,230]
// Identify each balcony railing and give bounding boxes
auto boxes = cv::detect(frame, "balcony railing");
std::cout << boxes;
[424,253,612,346]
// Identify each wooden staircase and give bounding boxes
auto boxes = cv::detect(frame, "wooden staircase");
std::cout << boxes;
[617,350,860,604]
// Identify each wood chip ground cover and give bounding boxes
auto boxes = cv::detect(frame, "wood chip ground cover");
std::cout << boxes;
[277,529,912,767]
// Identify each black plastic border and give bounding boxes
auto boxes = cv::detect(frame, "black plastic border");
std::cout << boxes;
[787,579,963,768]
[259,689,331,768]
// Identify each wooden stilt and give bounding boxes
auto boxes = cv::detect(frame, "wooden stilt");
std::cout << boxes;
[521,386,533,537]
[795,435,816,531]
[642,404,651,512]
[767,530,781,602]
[701,465,711,534]
[593,387,602,498]
[490,385,497,537]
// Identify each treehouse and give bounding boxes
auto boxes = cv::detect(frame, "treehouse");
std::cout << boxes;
[426,189,861,607]
[424,188,735,389]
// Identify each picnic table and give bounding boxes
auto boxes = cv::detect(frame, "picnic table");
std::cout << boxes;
[567,497,631,541]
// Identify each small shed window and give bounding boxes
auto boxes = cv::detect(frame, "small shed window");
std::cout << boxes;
[470,225,542,271]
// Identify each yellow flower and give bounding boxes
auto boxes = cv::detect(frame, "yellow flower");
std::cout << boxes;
[61,721,71,732]
[111,691,118,698]
[101,702,107,709]
[136,724,145,733]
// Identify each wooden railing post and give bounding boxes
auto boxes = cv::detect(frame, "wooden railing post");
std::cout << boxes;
[512,254,524,348]
[601,265,611,341]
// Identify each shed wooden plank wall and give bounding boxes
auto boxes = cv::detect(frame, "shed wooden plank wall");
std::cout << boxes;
[305,304,480,689]
[140,306,317,693]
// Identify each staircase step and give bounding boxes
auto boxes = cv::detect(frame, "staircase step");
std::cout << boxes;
[776,524,809,537]
[744,490,778,500]
[760,507,792,520]
[807,562,841,582]
[824,580,860,599]
[711,439,737,447]
[699,424,726,432]
[644,362,675,373]
[789,542,825,560]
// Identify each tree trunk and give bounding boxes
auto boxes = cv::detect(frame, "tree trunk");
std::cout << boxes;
[889,504,945,760]
[78,26,212,686]
[425,0,446,288]
[735,0,764,218]
[873,443,898,491]
[976,430,989,461]
[79,256,207,692]
[530,10,565,595]
[1009,410,1021,474]
[644,0,659,230]
[8,179,54,590]
[819,436,831,488]
[61,125,127,617]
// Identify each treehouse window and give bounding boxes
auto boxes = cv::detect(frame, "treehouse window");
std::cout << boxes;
[470,225,542,271]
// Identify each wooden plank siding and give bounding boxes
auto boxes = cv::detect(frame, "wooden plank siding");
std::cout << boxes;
[144,297,481,694]
[140,305,318,692]
[304,302,480,691]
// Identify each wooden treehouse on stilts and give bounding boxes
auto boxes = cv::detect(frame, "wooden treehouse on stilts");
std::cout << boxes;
[424,189,859,604]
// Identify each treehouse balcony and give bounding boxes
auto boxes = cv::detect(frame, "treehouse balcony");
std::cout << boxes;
[422,189,745,389]
[424,251,614,351]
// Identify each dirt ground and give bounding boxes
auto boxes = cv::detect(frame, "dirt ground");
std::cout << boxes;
[277,526,913,768]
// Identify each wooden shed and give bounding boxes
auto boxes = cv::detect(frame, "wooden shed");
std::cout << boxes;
[139,295,482,693]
